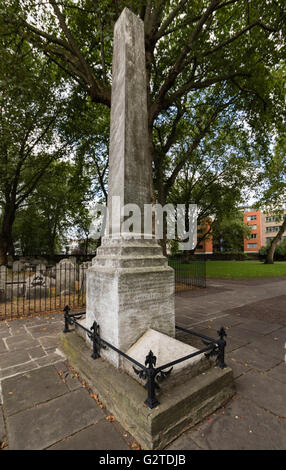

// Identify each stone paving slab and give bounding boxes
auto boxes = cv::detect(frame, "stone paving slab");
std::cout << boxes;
[0,349,31,369]
[38,335,60,350]
[2,365,68,416]
[28,322,63,338]
[53,361,83,392]
[0,276,286,450]
[229,346,282,372]
[0,407,5,444]
[0,361,40,381]
[48,419,130,450]
[223,295,286,326]
[225,325,266,343]
[5,334,39,351]
[6,387,104,450]
[0,339,7,354]
[236,370,286,417]
[27,346,47,359]
[167,395,286,450]
[266,362,286,384]
[247,334,286,360]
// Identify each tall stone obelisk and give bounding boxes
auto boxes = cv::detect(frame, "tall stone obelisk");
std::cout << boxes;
[86,8,175,367]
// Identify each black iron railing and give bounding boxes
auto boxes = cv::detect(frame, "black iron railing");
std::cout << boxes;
[168,257,206,291]
[63,306,227,409]
[0,263,89,321]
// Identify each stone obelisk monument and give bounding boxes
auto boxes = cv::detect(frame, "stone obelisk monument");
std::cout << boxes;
[86,8,175,367]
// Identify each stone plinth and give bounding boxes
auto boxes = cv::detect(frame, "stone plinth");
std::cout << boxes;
[86,237,175,367]
[60,331,235,450]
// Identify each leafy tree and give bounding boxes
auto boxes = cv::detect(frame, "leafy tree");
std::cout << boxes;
[0,33,71,264]
[256,136,286,264]
[13,160,92,256]
[167,116,255,255]
[212,210,251,252]
[3,0,285,200]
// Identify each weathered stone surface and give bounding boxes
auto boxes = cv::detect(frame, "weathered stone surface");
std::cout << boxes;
[55,261,76,293]
[107,7,151,231]
[86,8,175,368]
[35,351,65,368]
[12,261,24,272]
[60,331,235,450]
[48,420,130,450]
[2,365,68,416]
[236,370,286,417]
[35,264,46,273]
[0,407,6,444]
[0,349,31,369]
[168,396,286,450]
[266,362,286,384]
[86,252,175,367]
[5,334,39,351]
[229,345,281,371]
[6,388,104,450]
[0,265,8,281]
[79,261,91,291]
[0,361,39,380]
[25,273,50,300]
[123,328,211,389]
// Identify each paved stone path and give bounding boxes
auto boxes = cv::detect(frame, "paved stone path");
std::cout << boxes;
[0,277,285,450]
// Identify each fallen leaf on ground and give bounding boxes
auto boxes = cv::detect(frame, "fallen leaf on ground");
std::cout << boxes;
[106,415,115,422]
[131,443,141,450]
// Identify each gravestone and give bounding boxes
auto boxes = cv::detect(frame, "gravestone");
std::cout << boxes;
[79,261,92,292]
[25,273,50,300]
[56,260,76,293]
[36,264,46,274]
[86,8,174,367]
[0,265,8,281]
[12,261,24,272]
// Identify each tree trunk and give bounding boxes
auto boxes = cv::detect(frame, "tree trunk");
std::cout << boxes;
[265,216,286,264]
[0,205,16,265]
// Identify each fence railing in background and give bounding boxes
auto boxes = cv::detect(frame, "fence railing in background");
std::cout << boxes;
[0,261,90,321]
[168,257,206,292]
[0,256,206,320]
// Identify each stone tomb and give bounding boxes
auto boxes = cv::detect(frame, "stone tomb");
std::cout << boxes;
[60,8,235,450]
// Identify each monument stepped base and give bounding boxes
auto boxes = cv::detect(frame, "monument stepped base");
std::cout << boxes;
[60,331,235,450]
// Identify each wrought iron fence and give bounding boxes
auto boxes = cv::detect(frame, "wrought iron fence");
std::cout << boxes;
[0,262,90,321]
[63,306,226,409]
[0,256,206,320]
[168,257,206,292]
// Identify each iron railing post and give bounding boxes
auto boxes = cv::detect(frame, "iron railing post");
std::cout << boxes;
[63,305,71,333]
[90,321,101,359]
[216,327,227,368]
[144,351,160,409]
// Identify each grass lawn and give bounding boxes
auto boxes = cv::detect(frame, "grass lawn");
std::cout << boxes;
[205,260,286,278]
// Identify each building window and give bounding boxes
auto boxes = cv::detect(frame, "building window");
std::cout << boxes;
[247,243,257,249]
[250,234,257,239]
[247,215,257,221]
[266,216,281,223]
[251,225,257,230]
[266,226,280,233]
